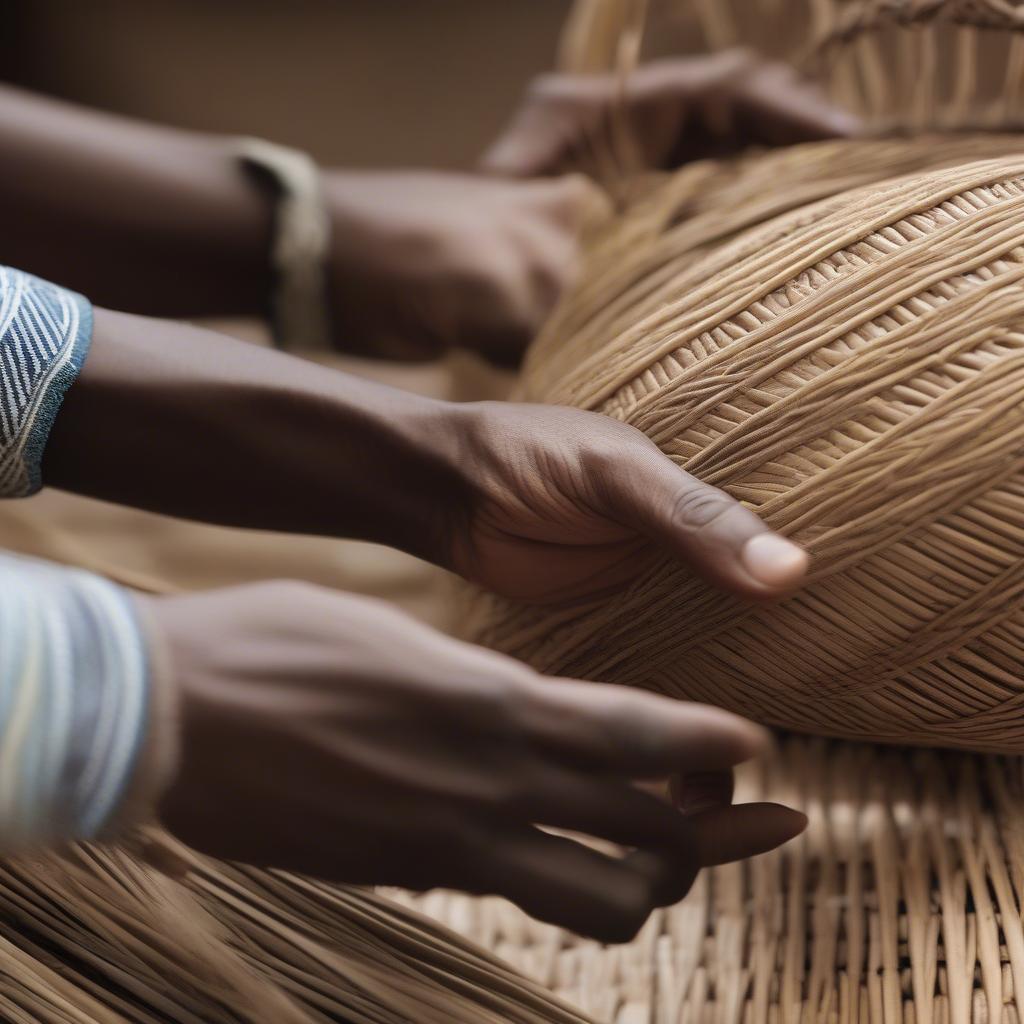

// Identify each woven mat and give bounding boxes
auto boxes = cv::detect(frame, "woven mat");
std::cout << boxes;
[402,737,1024,1024]
[1,737,1020,1023]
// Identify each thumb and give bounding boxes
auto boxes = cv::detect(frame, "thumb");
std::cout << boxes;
[602,444,809,598]
[688,802,807,866]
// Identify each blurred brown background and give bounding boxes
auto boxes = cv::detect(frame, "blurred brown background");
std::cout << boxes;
[1,0,573,169]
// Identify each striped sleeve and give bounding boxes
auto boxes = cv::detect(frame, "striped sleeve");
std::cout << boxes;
[0,552,163,849]
[0,265,92,497]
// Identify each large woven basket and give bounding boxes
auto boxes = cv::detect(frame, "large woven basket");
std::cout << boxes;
[463,152,1024,753]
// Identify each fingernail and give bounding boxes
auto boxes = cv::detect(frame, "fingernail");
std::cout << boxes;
[742,534,809,588]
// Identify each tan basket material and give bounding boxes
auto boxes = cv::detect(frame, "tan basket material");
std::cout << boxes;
[462,155,1024,754]
[404,737,1024,1024]
[0,834,590,1024]
[558,1,1024,155]
[5,739,1024,1024]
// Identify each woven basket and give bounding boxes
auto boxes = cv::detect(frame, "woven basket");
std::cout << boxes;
[3,739,1021,1024]
[404,737,1024,1024]
[559,0,1024,153]
[462,153,1024,753]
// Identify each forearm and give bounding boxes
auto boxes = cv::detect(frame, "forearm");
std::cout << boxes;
[0,85,270,317]
[43,308,471,564]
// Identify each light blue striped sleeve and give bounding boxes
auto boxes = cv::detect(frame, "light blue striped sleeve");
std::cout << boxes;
[0,265,93,497]
[0,552,153,848]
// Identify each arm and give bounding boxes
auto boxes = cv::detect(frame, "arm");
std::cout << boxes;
[45,302,808,601]
[0,84,595,363]
[0,84,271,319]
[0,551,805,941]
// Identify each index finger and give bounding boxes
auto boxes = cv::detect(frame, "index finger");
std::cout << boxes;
[520,677,772,778]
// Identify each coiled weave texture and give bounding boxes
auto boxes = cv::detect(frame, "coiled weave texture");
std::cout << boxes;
[463,153,1024,753]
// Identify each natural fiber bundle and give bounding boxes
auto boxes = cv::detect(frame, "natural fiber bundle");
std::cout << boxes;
[0,833,590,1024]
[405,737,1024,1024]
[544,133,1024,369]
[462,155,1024,753]
[559,0,1024,141]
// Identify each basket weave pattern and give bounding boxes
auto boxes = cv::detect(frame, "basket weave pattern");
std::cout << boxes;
[465,157,1024,753]
[406,738,1024,1024]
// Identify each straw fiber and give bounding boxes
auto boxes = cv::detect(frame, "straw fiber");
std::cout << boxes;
[404,737,1024,1024]
[463,154,1024,753]
[559,0,1024,148]
[3,739,1024,1024]
[0,832,591,1024]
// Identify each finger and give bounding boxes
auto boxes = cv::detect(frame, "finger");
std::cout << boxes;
[465,825,686,944]
[636,52,860,143]
[624,847,700,907]
[671,770,735,814]
[512,767,698,848]
[479,93,575,178]
[688,802,807,866]
[739,64,862,145]
[520,678,770,778]
[600,443,809,597]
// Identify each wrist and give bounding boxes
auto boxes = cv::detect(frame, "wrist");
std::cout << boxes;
[183,132,276,315]
[106,592,182,838]
[336,388,476,566]
[321,169,414,359]
[321,169,481,362]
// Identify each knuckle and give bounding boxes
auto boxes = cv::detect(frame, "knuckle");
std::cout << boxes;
[601,877,656,943]
[667,485,735,533]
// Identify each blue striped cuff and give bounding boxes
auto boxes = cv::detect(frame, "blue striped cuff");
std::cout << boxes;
[0,265,93,497]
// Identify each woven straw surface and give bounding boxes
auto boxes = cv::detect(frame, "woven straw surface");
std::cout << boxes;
[3,740,1023,1024]
[462,152,1024,753]
[404,738,1024,1024]
[0,834,590,1024]
[559,1,1024,146]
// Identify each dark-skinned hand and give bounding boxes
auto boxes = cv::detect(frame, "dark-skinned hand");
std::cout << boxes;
[482,49,860,178]
[145,582,805,945]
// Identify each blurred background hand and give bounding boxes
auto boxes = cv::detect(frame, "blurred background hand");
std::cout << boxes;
[481,49,861,178]
[324,170,608,365]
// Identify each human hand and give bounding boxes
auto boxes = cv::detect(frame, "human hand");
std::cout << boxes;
[323,170,607,365]
[145,581,804,943]
[442,401,809,604]
[482,49,860,178]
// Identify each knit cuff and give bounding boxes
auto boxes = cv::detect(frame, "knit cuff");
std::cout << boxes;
[0,266,93,497]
